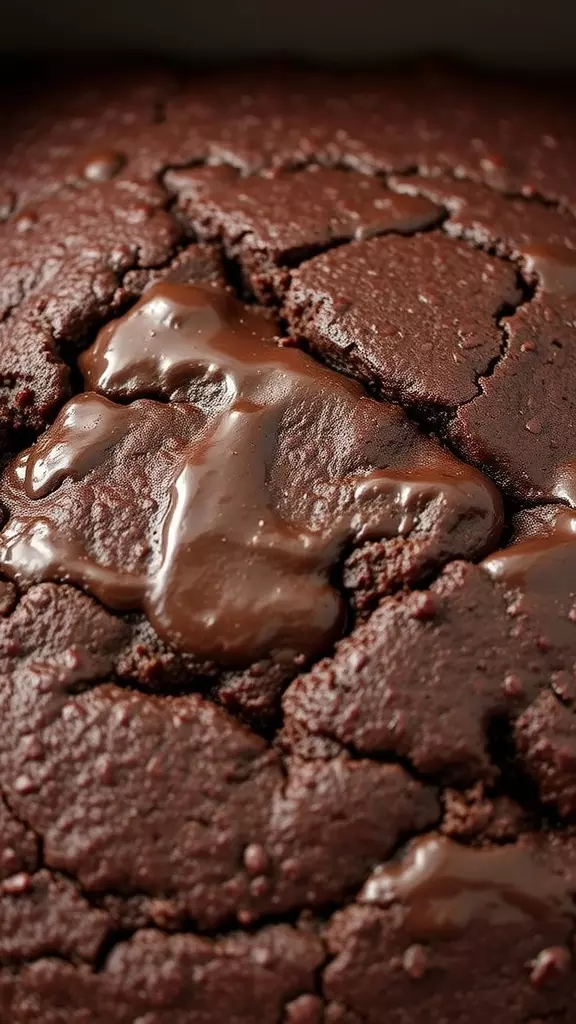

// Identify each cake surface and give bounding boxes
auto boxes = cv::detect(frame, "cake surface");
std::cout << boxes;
[0,60,576,1023]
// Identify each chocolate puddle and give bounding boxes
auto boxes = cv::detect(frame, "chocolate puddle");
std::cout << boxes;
[361,834,571,940]
[0,284,502,667]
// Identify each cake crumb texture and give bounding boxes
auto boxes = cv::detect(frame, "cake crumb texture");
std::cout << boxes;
[1,60,576,1023]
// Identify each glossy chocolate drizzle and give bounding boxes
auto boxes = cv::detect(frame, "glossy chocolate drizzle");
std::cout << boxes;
[0,284,502,667]
[483,505,576,590]
[361,835,570,940]
[522,244,576,298]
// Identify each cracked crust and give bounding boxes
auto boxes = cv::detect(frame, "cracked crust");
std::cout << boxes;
[0,178,181,439]
[389,174,576,269]
[1,60,576,1024]
[0,63,178,213]
[166,164,443,301]
[451,295,576,502]
[281,559,562,780]
[0,924,326,1023]
[323,833,576,1024]
[284,233,520,413]
[0,658,438,930]
[0,250,224,493]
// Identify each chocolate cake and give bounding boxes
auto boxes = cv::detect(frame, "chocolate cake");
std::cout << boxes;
[0,60,576,1022]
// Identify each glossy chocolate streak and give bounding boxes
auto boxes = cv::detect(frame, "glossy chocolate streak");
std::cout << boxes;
[522,244,576,298]
[0,284,502,667]
[483,507,576,588]
[361,835,571,940]
[80,281,282,403]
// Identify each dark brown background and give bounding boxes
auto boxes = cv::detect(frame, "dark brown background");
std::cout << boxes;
[1,0,575,67]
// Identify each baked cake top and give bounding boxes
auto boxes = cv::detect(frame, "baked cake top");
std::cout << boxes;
[0,60,576,1023]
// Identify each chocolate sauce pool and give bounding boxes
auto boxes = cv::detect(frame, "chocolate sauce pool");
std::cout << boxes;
[0,283,502,666]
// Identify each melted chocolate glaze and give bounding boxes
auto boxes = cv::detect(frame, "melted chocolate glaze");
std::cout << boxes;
[4,62,576,1024]
[361,834,571,940]
[0,283,502,667]
[484,507,576,589]
[522,245,576,297]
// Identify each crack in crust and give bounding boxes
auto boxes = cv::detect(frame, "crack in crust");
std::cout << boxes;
[1,60,576,1024]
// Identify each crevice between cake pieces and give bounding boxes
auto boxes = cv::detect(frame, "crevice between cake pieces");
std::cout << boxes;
[289,723,433,785]
[258,215,447,303]
[1,156,197,345]
[388,164,576,221]
[300,723,496,816]
[89,899,324,952]
[162,154,576,221]
[0,424,38,465]
[90,927,138,975]
[1,937,331,1022]
[299,947,332,1024]
[0,169,552,818]
[274,285,457,444]
[161,154,377,184]
[19,238,196,433]
[294,699,565,838]
[82,797,447,961]
[471,271,537,403]
[58,884,333,973]
[0,233,198,447]
[0,277,42,329]
[0,683,446,951]
[273,256,537,456]
[484,712,557,827]
[161,160,449,304]
[393,285,539,505]
[378,176,567,419]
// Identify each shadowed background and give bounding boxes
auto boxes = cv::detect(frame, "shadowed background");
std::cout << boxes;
[1,0,575,67]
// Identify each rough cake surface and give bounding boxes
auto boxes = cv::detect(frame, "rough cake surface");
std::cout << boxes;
[1,60,576,1023]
